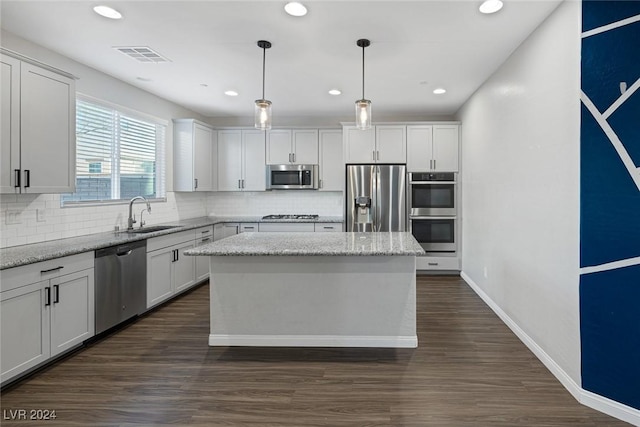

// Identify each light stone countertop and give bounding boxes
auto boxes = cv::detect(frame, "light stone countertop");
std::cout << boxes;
[0,215,344,270]
[184,232,425,257]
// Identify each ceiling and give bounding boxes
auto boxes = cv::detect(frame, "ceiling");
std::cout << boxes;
[0,1,562,122]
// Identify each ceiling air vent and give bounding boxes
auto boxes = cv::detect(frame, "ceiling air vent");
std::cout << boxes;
[114,46,171,63]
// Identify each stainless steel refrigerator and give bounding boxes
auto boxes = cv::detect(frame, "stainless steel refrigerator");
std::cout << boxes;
[346,164,407,232]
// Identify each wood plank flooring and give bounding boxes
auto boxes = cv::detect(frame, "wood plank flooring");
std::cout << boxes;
[1,276,628,426]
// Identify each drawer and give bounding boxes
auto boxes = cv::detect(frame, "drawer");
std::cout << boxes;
[416,256,460,271]
[314,223,342,232]
[240,223,259,233]
[1,252,94,293]
[258,223,314,232]
[194,226,214,240]
[147,230,194,253]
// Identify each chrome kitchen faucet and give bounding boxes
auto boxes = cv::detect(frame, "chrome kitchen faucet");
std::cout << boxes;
[127,196,151,230]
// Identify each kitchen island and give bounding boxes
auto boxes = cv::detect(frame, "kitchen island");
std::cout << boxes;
[185,232,425,348]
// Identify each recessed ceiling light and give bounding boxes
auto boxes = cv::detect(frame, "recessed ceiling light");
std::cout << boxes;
[200,83,209,87]
[136,77,152,82]
[284,2,308,17]
[419,81,429,85]
[93,5,122,19]
[328,89,342,96]
[433,88,447,95]
[479,0,503,14]
[225,90,239,97]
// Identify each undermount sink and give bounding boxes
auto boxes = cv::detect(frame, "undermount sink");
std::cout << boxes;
[126,225,180,234]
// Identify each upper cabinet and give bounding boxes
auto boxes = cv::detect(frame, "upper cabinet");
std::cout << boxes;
[343,125,406,164]
[1,52,76,194]
[318,129,343,191]
[217,129,266,191]
[173,119,217,192]
[266,129,318,165]
[406,124,459,172]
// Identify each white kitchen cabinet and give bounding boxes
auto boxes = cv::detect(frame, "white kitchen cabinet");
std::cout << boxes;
[267,129,319,165]
[258,223,315,232]
[214,223,239,240]
[146,230,195,308]
[0,52,76,194]
[173,119,217,192]
[194,226,213,283]
[318,129,343,191]
[240,223,259,232]
[343,125,406,164]
[314,223,342,232]
[217,130,266,191]
[407,124,459,172]
[0,253,94,384]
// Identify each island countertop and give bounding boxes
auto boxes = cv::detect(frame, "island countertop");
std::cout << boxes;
[184,232,425,257]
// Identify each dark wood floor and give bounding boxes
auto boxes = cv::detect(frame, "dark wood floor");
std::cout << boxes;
[1,276,628,426]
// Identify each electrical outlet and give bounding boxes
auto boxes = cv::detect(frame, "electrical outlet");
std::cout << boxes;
[37,209,47,222]
[5,210,23,225]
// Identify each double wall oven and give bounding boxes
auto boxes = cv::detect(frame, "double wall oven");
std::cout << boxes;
[408,172,457,253]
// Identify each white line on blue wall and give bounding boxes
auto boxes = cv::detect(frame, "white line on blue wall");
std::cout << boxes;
[603,77,640,119]
[581,91,640,192]
[580,256,640,275]
[582,14,640,38]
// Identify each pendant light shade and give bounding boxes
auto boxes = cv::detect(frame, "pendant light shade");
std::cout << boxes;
[255,40,272,130]
[355,39,371,130]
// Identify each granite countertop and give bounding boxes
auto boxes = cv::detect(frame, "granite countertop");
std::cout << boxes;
[184,232,425,257]
[0,215,345,270]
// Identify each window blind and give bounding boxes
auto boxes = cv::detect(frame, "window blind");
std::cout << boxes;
[62,98,166,205]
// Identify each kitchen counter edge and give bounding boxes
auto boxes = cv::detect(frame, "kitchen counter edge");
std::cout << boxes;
[0,216,344,270]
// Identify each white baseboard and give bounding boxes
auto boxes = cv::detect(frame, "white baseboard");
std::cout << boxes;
[209,334,418,348]
[460,271,640,426]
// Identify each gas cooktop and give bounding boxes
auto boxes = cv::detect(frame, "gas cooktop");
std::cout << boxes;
[262,214,319,220]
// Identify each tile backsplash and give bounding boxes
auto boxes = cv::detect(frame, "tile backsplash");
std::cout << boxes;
[207,191,343,217]
[0,191,344,248]
[0,192,207,248]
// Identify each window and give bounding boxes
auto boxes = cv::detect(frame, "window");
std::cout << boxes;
[62,96,166,205]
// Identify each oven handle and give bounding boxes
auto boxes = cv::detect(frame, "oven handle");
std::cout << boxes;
[409,216,457,220]
[409,181,457,185]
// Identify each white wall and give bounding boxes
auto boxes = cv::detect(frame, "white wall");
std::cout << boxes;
[456,0,581,384]
[0,30,210,247]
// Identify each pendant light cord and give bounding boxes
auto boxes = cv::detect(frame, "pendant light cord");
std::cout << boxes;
[262,46,266,100]
[361,44,365,100]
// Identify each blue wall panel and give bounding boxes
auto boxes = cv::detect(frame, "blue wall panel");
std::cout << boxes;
[580,0,640,411]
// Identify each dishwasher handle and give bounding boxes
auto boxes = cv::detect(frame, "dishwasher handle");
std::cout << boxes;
[117,249,133,257]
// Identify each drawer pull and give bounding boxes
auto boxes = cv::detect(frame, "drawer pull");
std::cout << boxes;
[201,238,211,243]
[201,230,211,234]
[428,262,439,266]
[41,266,64,274]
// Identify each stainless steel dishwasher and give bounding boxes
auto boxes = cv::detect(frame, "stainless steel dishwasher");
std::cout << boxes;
[95,239,147,334]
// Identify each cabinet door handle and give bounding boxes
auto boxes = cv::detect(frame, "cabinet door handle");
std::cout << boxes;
[194,178,198,189]
[377,151,380,161]
[24,170,30,188]
[292,153,296,163]
[14,169,20,188]
[53,284,60,304]
[319,179,323,189]
[41,266,64,274]
[45,287,51,307]
[433,159,436,170]
[238,179,242,189]
[242,179,245,188]
[176,250,179,262]
[373,150,376,161]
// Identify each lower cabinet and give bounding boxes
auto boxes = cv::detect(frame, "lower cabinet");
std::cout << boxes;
[194,226,213,283]
[258,223,315,232]
[146,230,195,309]
[214,223,240,241]
[0,253,94,385]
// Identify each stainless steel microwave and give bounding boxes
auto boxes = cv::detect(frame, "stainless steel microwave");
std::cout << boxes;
[266,164,319,190]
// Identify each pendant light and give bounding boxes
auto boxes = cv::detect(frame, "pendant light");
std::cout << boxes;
[355,39,371,130]
[255,40,272,130]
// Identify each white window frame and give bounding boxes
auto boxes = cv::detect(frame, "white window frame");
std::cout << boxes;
[62,94,167,207]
